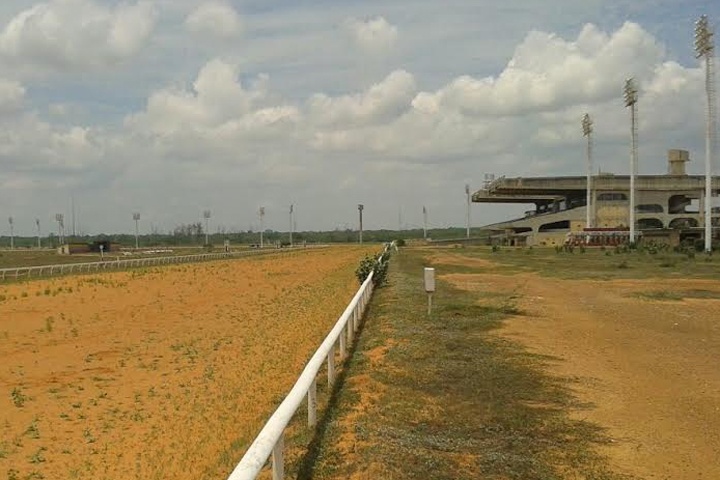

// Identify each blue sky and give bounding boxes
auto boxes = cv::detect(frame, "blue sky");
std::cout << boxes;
[0,0,718,235]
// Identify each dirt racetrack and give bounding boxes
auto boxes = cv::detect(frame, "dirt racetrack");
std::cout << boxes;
[444,266,720,480]
[0,247,371,480]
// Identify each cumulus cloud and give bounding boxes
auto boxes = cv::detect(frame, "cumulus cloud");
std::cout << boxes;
[423,22,666,116]
[0,0,156,70]
[126,59,298,138]
[308,21,701,164]
[307,69,416,127]
[185,2,242,38]
[345,16,398,53]
[0,78,25,112]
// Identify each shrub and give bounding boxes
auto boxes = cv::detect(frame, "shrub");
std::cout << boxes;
[395,239,406,247]
[356,249,391,286]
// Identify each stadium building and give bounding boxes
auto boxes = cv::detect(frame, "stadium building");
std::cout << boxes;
[474,150,720,247]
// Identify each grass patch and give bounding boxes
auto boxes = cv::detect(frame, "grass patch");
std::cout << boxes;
[426,246,720,281]
[636,289,720,301]
[300,249,634,479]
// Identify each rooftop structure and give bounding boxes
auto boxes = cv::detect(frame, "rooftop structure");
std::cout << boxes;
[474,150,720,247]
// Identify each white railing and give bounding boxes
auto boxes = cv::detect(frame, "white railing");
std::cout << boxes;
[0,246,327,282]
[227,251,387,480]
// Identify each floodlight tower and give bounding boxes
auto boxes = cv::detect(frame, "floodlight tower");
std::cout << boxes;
[423,206,428,240]
[358,204,364,244]
[35,218,41,249]
[695,15,716,253]
[624,78,639,245]
[582,113,594,229]
[133,213,141,249]
[258,207,265,248]
[8,216,14,249]
[289,204,294,246]
[55,213,65,245]
[465,184,471,239]
[203,210,211,246]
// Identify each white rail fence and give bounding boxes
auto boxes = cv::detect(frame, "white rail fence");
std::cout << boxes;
[0,246,326,282]
[227,249,388,480]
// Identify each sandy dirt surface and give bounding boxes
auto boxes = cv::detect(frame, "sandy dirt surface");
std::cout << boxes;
[442,261,720,480]
[0,247,372,480]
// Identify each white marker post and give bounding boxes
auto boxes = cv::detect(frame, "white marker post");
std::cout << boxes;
[424,267,435,315]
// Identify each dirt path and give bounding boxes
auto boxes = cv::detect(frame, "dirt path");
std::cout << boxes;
[444,270,720,479]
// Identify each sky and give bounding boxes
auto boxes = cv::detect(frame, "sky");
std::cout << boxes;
[0,0,719,235]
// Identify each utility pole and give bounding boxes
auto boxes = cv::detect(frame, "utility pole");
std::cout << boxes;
[582,113,594,229]
[203,210,211,246]
[8,216,14,249]
[423,206,428,240]
[259,207,265,248]
[695,15,716,253]
[624,78,639,245]
[71,195,76,240]
[36,218,41,249]
[133,213,141,249]
[358,204,364,244]
[465,184,471,239]
[289,204,294,246]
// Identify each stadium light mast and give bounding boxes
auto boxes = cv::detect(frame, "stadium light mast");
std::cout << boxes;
[203,210,211,246]
[259,207,265,248]
[695,15,716,253]
[55,213,65,245]
[35,218,41,249]
[465,184,471,239]
[133,213,141,249]
[358,204,364,244]
[624,78,639,245]
[423,206,428,240]
[582,113,594,229]
[289,204,294,246]
[8,216,14,249]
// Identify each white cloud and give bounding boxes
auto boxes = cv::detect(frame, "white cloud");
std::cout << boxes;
[185,1,242,38]
[306,21,704,176]
[0,0,156,70]
[126,59,297,138]
[425,22,665,116]
[0,77,25,112]
[307,69,416,127]
[345,16,398,53]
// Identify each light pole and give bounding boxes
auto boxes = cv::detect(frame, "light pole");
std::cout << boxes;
[624,78,639,245]
[289,204,294,246]
[55,214,65,245]
[423,206,428,240]
[358,204,364,244]
[8,216,14,249]
[259,207,265,248]
[133,213,141,249]
[35,218,41,249]
[465,184,471,239]
[203,210,211,246]
[695,15,716,253]
[582,113,594,229]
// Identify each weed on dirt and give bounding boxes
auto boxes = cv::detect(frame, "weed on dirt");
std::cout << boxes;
[300,249,635,480]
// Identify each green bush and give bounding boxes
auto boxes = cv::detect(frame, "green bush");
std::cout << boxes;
[355,249,391,286]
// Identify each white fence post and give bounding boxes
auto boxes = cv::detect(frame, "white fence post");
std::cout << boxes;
[307,379,317,427]
[272,435,284,480]
[339,331,347,359]
[327,348,336,388]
